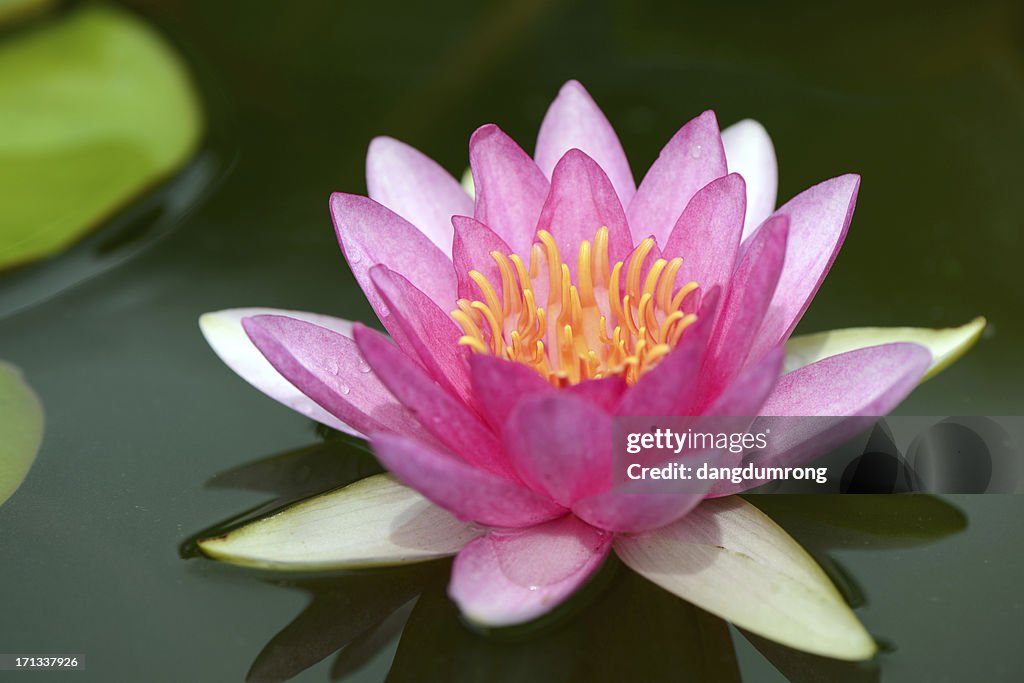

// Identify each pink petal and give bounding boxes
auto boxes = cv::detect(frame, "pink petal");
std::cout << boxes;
[240,315,430,440]
[370,433,565,528]
[572,486,708,534]
[504,393,612,506]
[330,193,457,322]
[365,136,473,254]
[701,216,789,395]
[615,287,720,417]
[662,173,746,297]
[369,266,473,404]
[199,308,360,435]
[451,215,512,302]
[702,345,785,417]
[534,80,636,205]
[469,354,552,431]
[565,375,627,411]
[470,124,549,255]
[748,175,860,360]
[448,516,611,626]
[353,324,510,478]
[721,119,778,241]
[536,149,633,277]
[626,111,728,246]
[705,343,931,498]
[761,342,931,417]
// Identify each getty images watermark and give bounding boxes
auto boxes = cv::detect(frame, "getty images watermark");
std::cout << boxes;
[613,416,1024,495]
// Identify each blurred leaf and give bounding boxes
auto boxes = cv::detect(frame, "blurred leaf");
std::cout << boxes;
[388,560,740,683]
[0,360,43,505]
[747,494,967,551]
[0,4,202,270]
[0,0,55,27]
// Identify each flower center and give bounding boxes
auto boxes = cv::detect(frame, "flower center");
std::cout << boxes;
[451,227,700,386]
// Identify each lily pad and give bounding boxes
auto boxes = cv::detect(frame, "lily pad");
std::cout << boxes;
[0,4,202,270]
[0,361,43,505]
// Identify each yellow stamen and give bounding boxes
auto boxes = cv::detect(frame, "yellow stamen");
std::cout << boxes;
[451,227,702,385]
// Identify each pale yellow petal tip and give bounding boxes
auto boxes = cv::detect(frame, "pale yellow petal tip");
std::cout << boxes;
[460,167,475,199]
[921,315,987,382]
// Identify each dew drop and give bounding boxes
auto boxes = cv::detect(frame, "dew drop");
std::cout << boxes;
[690,144,703,159]
[340,385,351,395]
[358,363,372,374]
[348,250,363,264]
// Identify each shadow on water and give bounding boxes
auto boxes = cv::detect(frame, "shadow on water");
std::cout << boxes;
[184,434,968,682]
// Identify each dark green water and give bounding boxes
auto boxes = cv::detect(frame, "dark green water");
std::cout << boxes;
[1,1,1022,680]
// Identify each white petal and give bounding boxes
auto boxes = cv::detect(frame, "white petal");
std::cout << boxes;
[784,317,986,381]
[721,119,777,241]
[199,308,359,435]
[615,497,876,661]
[198,474,483,570]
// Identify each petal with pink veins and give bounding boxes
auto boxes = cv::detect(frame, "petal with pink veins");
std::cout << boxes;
[370,433,565,528]
[449,515,611,626]
[706,342,932,497]
[504,393,612,507]
[468,354,552,431]
[353,324,511,477]
[451,215,512,302]
[662,173,746,297]
[369,266,473,404]
[200,308,360,435]
[536,149,633,276]
[701,216,788,395]
[747,174,860,360]
[366,136,473,254]
[535,80,636,205]
[330,193,457,319]
[626,111,727,245]
[721,119,778,241]
[762,342,931,417]
[241,314,431,440]
[783,317,986,383]
[469,124,549,255]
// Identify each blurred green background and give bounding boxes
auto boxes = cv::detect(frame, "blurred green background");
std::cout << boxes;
[0,1,1022,681]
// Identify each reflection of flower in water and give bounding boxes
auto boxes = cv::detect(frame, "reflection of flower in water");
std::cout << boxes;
[190,439,966,682]
[197,80,983,660]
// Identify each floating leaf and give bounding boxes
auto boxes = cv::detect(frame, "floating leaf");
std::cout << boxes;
[0,4,202,270]
[0,360,43,505]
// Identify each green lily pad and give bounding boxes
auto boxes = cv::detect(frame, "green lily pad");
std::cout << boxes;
[0,361,43,505]
[0,4,202,270]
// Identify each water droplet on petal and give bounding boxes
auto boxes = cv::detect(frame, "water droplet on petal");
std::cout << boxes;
[340,385,351,395]
[690,144,703,159]
[358,363,371,374]
[348,250,363,265]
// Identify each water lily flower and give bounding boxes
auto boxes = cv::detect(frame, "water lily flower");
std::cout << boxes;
[198,81,984,660]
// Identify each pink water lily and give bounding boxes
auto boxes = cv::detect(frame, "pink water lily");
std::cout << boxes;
[199,81,984,660]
